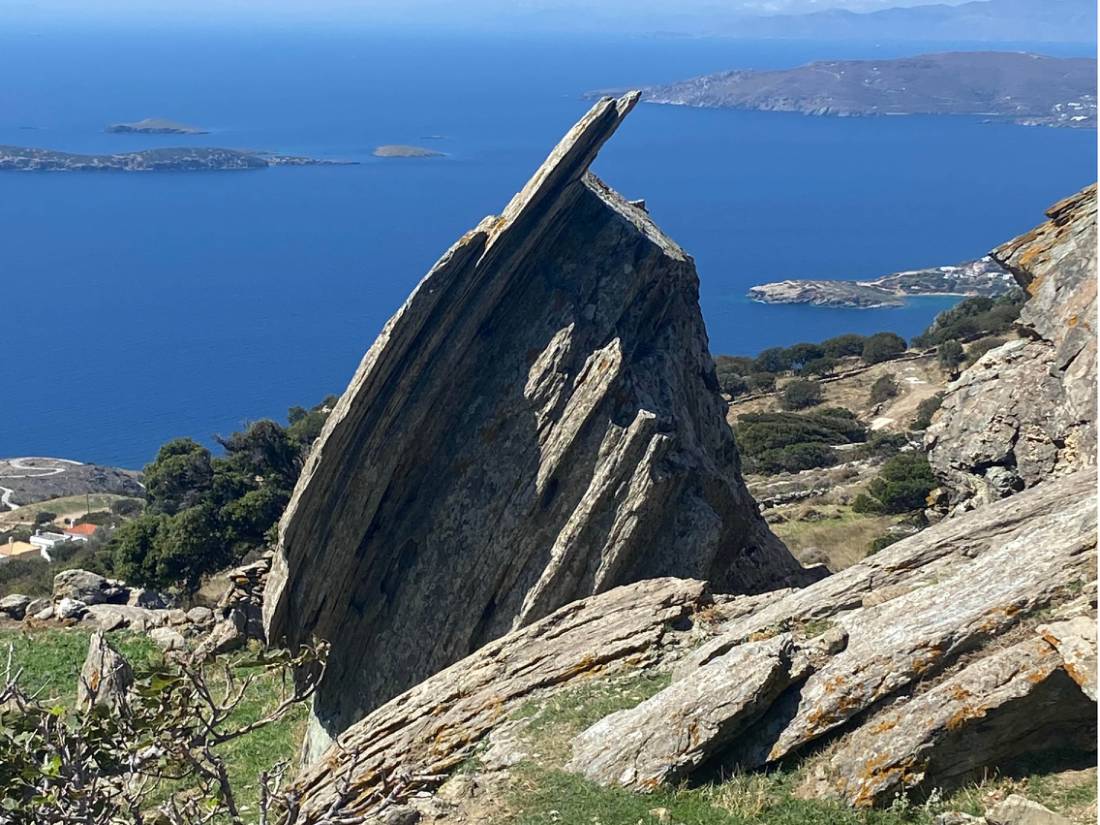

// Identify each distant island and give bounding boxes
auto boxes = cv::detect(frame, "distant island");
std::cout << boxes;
[748,256,1016,308]
[106,117,209,135]
[0,146,356,172]
[372,144,445,158]
[600,52,1097,128]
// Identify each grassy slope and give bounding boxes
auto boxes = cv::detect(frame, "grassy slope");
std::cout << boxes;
[0,626,306,817]
[499,670,1097,825]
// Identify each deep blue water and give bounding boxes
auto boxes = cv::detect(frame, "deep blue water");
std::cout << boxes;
[1,26,1095,468]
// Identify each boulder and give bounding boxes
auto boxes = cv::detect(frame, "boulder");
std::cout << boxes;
[185,606,214,626]
[83,604,165,632]
[77,631,133,710]
[149,626,187,652]
[928,184,1097,511]
[567,626,846,790]
[53,569,126,606]
[24,597,49,618]
[55,597,87,620]
[986,795,1073,825]
[0,594,31,620]
[264,93,814,758]
[127,587,169,609]
[194,610,247,659]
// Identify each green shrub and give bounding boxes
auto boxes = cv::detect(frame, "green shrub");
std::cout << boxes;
[798,356,838,377]
[33,511,57,526]
[868,375,899,405]
[859,453,937,514]
[746,372,777,393]
[937,339,965,371]
[858,431,909,458]
[110,498,145,518]
[780,379,824,410]
[912,292,1025,348]
[911,393,945,431]
[783,343,825,372]
[734,409,866,461]
[861,332,907,364]
[822,333,867,359]
[752,347,791,373]
[749,442,837,474]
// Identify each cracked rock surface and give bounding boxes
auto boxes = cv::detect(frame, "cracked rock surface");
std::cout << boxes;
[263,93,812,759]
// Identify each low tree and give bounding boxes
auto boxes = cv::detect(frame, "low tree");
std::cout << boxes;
[780,378,824,410]
[861,332,907,365]
[868,374,899,405]
[937,339,965,372]
[822,333,866,359]
[33,511,56,526]
[853,452,937,514]
[144,438,214,515]
[910,393,945,431]
[799,356,838,377]
[752,347,791,374]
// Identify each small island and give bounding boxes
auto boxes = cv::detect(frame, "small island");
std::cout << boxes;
[106,117,209,135]
[0,146,357,172]
[372,144,445,159]
[748,257,1016,309]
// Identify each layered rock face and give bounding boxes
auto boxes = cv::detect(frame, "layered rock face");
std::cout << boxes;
[263,93,811,757]
[283,471,1096,821]
[927,184,1097,511]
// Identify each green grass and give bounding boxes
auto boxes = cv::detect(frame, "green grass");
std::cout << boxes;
[0,627,305,817]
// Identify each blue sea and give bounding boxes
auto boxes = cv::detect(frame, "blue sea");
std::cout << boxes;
[0,25,1095,468]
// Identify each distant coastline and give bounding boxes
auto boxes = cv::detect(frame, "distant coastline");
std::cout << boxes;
[372,144,445,158]
[0,146,357,172]
[590,52,1098,129]
[747,257,1016,309]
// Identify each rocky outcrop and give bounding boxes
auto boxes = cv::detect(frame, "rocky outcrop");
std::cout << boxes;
[285,578,712,821]
[53,569,127,606]
[927,184,1097,511]
[566,469,1096,803]
[264,93,812,757]
[281,471,1095,821]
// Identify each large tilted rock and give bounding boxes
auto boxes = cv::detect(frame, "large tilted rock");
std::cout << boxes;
[566,470,1097,801]
[264,93,812,757]
[286,578,712,821]
[927,184,1097,511]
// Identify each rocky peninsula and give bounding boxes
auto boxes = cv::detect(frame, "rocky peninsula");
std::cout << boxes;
[372,144,445,158]
[748,256,1015,308]
[623,52,1098,128]
[106,118,208,135]
[0,146,356,172]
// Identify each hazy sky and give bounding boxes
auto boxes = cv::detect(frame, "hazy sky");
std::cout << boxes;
[1,0,977,26]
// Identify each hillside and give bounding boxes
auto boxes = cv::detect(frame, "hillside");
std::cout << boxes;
[636,52,1098,127]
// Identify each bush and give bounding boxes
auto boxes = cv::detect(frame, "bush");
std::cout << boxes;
[749,442,837,474]
[783,343,825,372]
[746,372,777,393]
[910,393,945,431]
[33,511,57,526]
[937,339,965,371]
[752,347,791,373]
[868,375,899,405]
[861,332,907,365]
[859,453,937,514]
[822,333,866,359]
[798,356,838,377]
[779,379,823,410]
[734,408,866,457]
[912,291,1025,348]
[966,336,1006,364]
[74,511,113,527]
[110,498,144,518]
[858,431,909,458]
